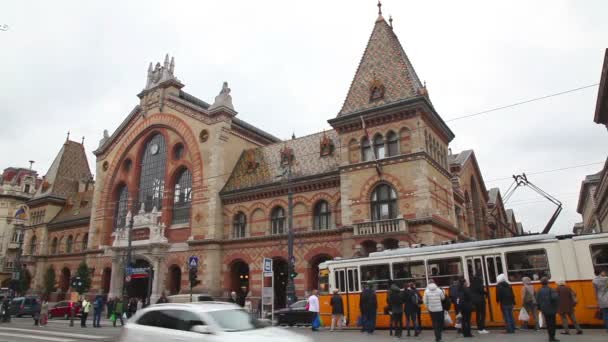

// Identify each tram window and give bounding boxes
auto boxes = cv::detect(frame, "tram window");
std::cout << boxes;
[335,270,346,292]
[392,261,427,288]
[427,257,463,287]
[319,269,329,294]
[486,258,497,284]
[347,269,360,292]
[590,244,608,275]
[360,264,391,290]
[506,249,550,282]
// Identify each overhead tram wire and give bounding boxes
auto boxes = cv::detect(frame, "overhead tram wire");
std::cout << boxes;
[486,161,605,183]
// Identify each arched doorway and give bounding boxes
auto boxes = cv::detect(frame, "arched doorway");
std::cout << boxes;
[272,258,288,309]
[168,265,181,295]
[127,258,153,301]
[101,268,111,294]
[383,238,399,250]
[229,260,250,297]
[309,254,332,292]
[60,268,71,292]
[361,240,377,257]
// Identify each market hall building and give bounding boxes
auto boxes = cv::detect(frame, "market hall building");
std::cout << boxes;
[23,10,519,305]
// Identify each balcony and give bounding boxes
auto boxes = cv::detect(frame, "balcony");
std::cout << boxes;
[354,218,407,236]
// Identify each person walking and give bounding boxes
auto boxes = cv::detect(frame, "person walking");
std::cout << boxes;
[520,277,539,330]
[106,298,115,319]
[93,295,103,328]
[460,279,474,338]
[496,273,516,333]
[157,292,169,304]
[359,284,377,335]
[424,279,446,342]
[470,268,489,334]
[592,270,608,332]
[329,289,344,331]
[308,289,320,332]
[81,297,91,328]
[33,300,41,327]
[113,297,125,327]
[403,283,421,337]
[127,298,137,318]
[388,284,404,338]
[40,299,49,327]
[537,277,560,342]
[556,280,582,335]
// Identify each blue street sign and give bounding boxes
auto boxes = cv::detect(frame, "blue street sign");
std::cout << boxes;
[263,258,272,273]
[189,256,199,268]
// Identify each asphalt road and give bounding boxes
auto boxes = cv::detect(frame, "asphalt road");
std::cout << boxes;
[0,317,605,342]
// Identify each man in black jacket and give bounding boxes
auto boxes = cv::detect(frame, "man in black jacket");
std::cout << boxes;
[359,284,377,334]
[496,273,516,333]
[537,277,560,342]
[470,268,489,334]
[330,289,344,331]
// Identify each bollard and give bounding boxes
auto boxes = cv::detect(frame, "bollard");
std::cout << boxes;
[69,305,74,327]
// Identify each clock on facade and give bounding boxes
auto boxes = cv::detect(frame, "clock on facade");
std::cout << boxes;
[150,143,159,155]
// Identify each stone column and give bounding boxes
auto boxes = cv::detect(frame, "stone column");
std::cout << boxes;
[149,257,164,304]
[107,255,124,299]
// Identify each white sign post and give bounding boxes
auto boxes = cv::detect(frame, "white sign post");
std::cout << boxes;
[261,258,274,323]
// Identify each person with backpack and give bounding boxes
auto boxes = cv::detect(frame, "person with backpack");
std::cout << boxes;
[537,277,560,342]
[403,282,421,337]
[556,280,582,335]
[359,284,377,335]
[424,279,446,342]
[496,273,516,333]
[470,268,489,334]
[329,289,344,331]
[387,284,403,338]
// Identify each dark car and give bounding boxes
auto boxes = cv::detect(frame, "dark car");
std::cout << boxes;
[49,301,81,319]
[9,296,40,317]
[267,300,315,326]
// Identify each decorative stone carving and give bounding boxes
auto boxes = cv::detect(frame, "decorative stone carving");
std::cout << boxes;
[244,149,259,173]
[369,77,385,102]
[98,129,110,148]
[112,207,168,248]
[319,132,335,157]
[209,82,234,111]
[145,54,179,90]
[280,145,295,167]
[199,129,209,143]
[102,161,109,172]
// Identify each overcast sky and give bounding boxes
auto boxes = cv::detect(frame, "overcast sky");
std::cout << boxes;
[2,0,607,235]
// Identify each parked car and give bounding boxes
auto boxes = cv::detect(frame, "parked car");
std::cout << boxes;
[266,300,315,326]
[49,301,81,319]
[118,302,311,342]
[9,296,40,317]
[167,294,214,303]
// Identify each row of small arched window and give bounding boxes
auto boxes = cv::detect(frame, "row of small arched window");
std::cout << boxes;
[28,233,89,256]
[424,130,447,169]
[361,131,399,162]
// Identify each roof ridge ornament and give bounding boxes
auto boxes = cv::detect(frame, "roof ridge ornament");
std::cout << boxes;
[209,81,235,112]
[377,0,382,16]
[144,54,180,90]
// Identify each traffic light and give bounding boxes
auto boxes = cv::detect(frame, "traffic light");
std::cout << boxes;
[289,270,298,279]
[189,268,200,288]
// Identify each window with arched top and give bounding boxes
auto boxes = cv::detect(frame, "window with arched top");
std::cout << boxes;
[114,185,129,230]
[51,237,58,255]
[361,137,373,161]
[172,168,192,224]
[82,233,88,251]
[29,236,36,255]
[233,212,247,238]
[371,184,399,221]
[313,200,331,230]
[138,134,167,212]
[66,235,73,253]
[271,207,285,235]
[373,134,385,159]
[386,131,399,156]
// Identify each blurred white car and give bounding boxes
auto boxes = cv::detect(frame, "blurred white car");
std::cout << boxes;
[117,302,312,342]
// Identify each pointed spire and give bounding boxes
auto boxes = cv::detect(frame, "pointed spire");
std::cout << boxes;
[377,0,382,16]
[169,56,175,74]
[66,131,70,142]
[164,53,169,68]
[292,132,296,140]
[389,15,393,28]
[81,136,85,145]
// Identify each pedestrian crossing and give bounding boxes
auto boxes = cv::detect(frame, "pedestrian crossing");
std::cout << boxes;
[0,327,110,342]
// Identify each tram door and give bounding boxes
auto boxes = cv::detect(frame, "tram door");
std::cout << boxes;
[334,268,359,325]
[466,255,503,322]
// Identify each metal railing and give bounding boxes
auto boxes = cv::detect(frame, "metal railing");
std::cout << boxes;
[354,218,407,236]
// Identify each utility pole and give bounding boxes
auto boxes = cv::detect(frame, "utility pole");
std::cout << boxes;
[13,224,24,295]
[285,162,296,306]
[122,208,135,298]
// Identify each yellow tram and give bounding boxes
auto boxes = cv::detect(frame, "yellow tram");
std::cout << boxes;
[318,233,608,328]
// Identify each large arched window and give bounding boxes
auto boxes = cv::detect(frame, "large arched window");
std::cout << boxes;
[172,168,192,224]
[386,131,398,156]
[114,185,129,230]
[66,235,73,254]
[29,236,36,255]
[233,212,247,238]
[271,207,285,235]
[313,201,331,230]
[371,184,399,221]
[82,233,88,251]
[373,134,385,159]
[138,134,167,212]
[361,137,373,161]
[51,237,58,255]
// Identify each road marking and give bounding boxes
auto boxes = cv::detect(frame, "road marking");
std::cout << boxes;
[0,327,109,339]
[0,332,75,342]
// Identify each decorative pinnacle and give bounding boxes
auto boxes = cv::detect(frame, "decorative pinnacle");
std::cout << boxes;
[389,15,393,28]
[66,131,70,141]
[81,136,85,145]
[377,0,382,16]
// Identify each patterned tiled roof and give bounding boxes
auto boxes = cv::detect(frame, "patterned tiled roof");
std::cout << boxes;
[337,15,424,117]
[221,131,340,193]
[448,150,473,167]
[48,189,93,227]
[33,140,92,200]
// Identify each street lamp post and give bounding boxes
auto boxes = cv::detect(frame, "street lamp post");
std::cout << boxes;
[122,209,135,298]
[285,163,296,306]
